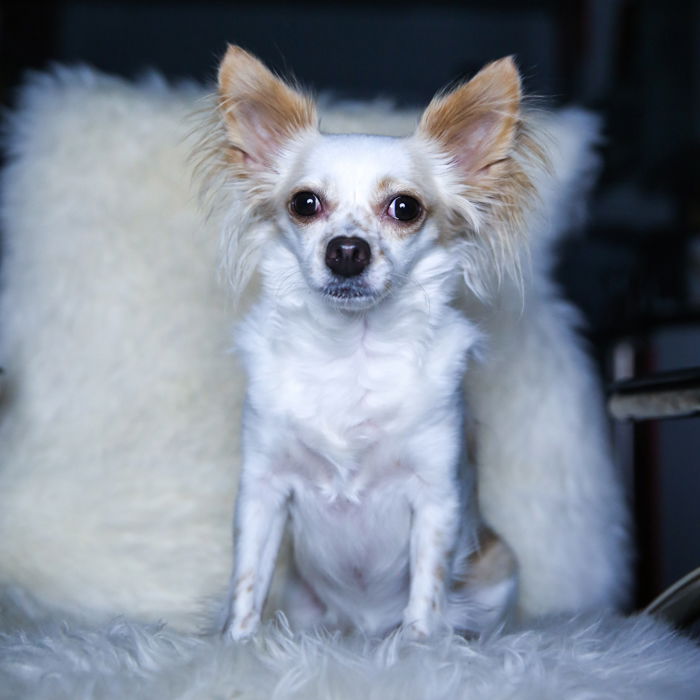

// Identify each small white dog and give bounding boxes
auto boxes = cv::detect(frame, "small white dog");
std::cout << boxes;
[211,46,544,640]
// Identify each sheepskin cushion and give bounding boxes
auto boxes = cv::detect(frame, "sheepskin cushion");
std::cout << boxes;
[1,587,699,700]
[0,69,240,629]
[1,61,696,700]
[0,67,627,631]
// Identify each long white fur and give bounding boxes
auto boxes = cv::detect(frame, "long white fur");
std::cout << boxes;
[2,585,700,700]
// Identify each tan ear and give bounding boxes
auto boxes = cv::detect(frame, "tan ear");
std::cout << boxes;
[418,57,521,182]
[217,45,317,170]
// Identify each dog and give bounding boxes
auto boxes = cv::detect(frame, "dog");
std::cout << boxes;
[208,45,544,641]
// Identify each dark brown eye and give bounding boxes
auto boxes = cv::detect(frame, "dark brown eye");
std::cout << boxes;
[291,191,321,217]
[388,195,421,222]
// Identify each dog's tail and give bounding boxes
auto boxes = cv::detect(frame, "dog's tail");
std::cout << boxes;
[523,107,603,268]
[465,107,632,620]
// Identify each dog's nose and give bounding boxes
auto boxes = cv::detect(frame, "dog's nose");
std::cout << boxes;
[325,237,371,277]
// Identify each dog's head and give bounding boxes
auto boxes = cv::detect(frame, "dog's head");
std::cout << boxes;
[212,46,538,310]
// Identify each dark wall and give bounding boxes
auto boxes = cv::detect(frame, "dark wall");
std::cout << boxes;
[2,1,568,103]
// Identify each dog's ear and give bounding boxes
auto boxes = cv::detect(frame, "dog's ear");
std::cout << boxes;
[217,45,317,171]
[418,57,521,184]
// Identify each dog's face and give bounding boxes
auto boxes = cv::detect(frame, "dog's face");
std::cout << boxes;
[216,46,527,309]
[269,132,447,310]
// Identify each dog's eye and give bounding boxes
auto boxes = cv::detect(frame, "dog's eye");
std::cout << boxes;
[290,191,321,217]
[387,195,421,222]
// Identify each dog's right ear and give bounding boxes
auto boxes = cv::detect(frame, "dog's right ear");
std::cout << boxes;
[417,57,521,187]
[217,45,317,172]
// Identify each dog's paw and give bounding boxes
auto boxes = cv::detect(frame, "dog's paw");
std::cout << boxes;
[401,619,431,641]
[224,611,259,642]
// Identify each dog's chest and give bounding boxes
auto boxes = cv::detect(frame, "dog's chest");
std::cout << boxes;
[240,303,477,483]
[273,331,418,456]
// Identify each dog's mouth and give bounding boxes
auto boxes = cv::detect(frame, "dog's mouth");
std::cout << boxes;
[322,279,381,309]
[324,284,371,300]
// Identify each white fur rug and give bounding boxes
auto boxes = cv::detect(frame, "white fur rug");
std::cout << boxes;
[1,587,699,700]
[0,66,628,631]
[0,65,675,698]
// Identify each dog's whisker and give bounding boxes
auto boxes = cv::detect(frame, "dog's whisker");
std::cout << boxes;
[387,272,432,315]
[271,271,309,300]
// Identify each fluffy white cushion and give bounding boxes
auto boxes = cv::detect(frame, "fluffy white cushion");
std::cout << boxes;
[0,69,240,628]
[1,587,699,700]
[0,67,627,634]
[2,61,697,700]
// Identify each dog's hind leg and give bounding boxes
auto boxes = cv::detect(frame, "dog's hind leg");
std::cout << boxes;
[448,527,519,636]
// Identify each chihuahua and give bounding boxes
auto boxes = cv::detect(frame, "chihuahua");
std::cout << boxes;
[209,46,542,640]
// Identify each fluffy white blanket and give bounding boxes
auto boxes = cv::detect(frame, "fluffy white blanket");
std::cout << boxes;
[1,587,699,700]
[0,66,627,628]
[0,66,693,698]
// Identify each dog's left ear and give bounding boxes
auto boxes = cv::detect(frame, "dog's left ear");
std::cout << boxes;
[217,45,317,172]
[418,57,521,185]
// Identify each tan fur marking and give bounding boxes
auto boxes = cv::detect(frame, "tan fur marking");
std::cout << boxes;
[235,570,254,592]
[375,176,401,198]
[371,177,428,237]
[239,611,255,630]
[452,527,517,591]
[419,57,520,176]
[217,45,317,167]
[415,56,548,290]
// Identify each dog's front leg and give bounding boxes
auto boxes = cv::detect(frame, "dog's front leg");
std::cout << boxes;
[223,473,288,641]
[403,482,460,639]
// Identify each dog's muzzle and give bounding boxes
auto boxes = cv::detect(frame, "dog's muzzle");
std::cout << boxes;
[325,237,371,278]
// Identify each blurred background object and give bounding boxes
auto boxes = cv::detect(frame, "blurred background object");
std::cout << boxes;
[1,0,698,612]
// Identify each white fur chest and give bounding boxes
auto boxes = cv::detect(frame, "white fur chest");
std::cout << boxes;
[237,296,480,492]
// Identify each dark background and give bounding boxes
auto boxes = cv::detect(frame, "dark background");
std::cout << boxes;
[1,0,699,610]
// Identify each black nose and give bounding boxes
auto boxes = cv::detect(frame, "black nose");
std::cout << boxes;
[325,237,371,278]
